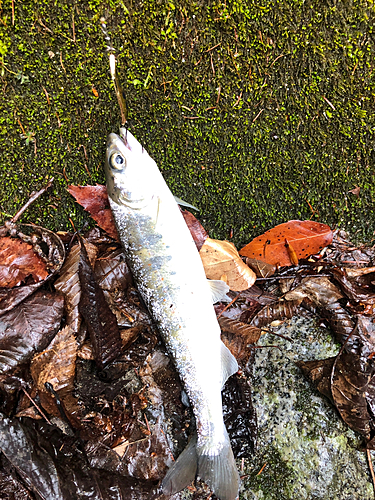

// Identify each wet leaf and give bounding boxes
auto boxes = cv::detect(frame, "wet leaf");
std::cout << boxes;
[322,301,355,345]
[331,350,375,439]
[0,415,63,499]
[200,237,256,291]
[297,357,335,402]
[68,184,119,240]
[284,276,344,306]
[54,241,97,334]
[30,326,79,425]
[0,290,64,374]
[180,209,208,251]
[0,225,65,316]
[239,220,333,267]
[0,236,48,288]
[219,317,262,360]
[222,371,257,458]
[79,239,122,369]
[250,299,302,328]
[331,267,375,304]
[245,258,276,278]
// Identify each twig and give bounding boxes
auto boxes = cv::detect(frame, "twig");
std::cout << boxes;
[366,448,375,495]
[11,178,54,223]
[217,293,241,319]
[21,387,52,425]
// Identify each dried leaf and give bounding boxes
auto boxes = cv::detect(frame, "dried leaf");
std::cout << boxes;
[94,246,131,291]
[180,209,208,251]
[239,220,333,267]
[79,239,122,369]
[30,326,78,422]
[0,290,64,374]
[200,238,256,291]
[0,415,64,499]
[0,237,48,288]
[68,184,119,240]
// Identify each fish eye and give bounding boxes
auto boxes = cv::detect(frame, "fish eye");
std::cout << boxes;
[110,153,126,170]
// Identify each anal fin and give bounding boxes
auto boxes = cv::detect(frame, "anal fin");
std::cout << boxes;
[220,341,238,388]
[161,434,198,495]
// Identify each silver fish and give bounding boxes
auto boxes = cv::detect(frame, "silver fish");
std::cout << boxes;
[104,128,240,500]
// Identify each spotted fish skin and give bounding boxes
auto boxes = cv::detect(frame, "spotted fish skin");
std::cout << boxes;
[104,129,240,500]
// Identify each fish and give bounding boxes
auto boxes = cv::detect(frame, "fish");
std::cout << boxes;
[104,128,240,500]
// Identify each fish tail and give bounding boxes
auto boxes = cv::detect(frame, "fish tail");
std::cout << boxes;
[161,428,240,500]
[197,426,240,500]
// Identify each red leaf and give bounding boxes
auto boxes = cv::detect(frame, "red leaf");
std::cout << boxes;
[239,220,333,267]
[180,209,208,251]
[68,185,119,240]
[0,237,48,288]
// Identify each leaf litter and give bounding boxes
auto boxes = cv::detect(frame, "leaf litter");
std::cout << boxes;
[3,183,375,497]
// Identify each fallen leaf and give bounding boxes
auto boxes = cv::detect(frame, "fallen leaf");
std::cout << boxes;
[180,209,208,251]
[283,276,343,306]
[239,220,333,267]
[30,325,78,423]
[250,299,302,328]
[0,290,64,374]
[245,258,276,278]
[54,240,98,333]
[0,237,48,288]
[78,238,122,369]
[200,238,256,291]
[68,184,119,240]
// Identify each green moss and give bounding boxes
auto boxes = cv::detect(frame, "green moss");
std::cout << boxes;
[1,0,375,245]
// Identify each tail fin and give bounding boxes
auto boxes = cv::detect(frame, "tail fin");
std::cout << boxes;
[161,429,240,500]
[197,427,240,500]
[161,435,198,495]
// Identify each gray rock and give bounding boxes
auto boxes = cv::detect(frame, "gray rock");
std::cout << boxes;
[241,315,374,500]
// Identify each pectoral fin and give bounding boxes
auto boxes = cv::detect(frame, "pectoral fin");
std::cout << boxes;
[208,279,231,303]
[220,341,238,388]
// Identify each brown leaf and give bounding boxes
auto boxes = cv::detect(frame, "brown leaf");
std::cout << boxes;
[331,350,374,439]
[283,276,344,307]
[219,317,261,364]
[30,325,78,421]
[245,258,276,278]
[68,185,119,240]
[0,225,65,317]
[200,238,256,291]
[180,209,208,251]
[239,220,333,267]
[0,237,48,288]
[54,241,98,333]
[0,290,64,374]
[250,299,302,328]
[331,267,375,305]
[297,357,335,402]
[79,238,122,369]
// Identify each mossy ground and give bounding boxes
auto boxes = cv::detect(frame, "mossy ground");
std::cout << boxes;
[1,1,375,246]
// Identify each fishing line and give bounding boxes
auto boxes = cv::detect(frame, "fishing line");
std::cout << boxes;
[100,17,128,126]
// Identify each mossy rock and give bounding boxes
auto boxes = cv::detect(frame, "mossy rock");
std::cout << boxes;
[1,1,375,246]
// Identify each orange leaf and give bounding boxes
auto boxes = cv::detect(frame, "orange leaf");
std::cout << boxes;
[0,237,48,288]
[239,220,333,267]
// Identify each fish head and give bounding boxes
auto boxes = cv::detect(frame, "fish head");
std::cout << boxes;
[105,128,158,209]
